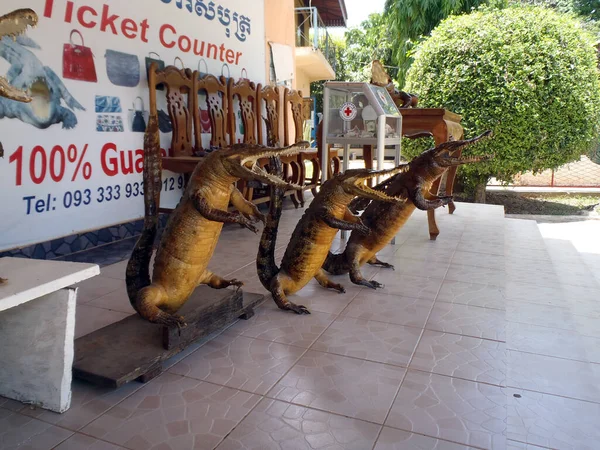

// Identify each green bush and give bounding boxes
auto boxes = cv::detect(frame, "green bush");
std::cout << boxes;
[402,5,600,193]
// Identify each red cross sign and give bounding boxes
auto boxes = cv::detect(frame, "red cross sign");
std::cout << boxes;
[339,102,357,121]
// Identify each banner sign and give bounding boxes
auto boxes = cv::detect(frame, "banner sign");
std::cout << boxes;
[0,0,266,251]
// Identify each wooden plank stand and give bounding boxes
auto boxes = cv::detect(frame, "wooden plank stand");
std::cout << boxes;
[73,287,264,388]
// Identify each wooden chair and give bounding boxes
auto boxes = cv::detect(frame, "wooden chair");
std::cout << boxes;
[195,74,229,150]
[147,63,199,213]
[227,77,258,145]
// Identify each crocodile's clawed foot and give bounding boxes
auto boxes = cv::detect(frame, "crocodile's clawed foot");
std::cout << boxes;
[358,279,384,290]
[331,283,346,294]
[357,223,370,235]
[157,313,187,333]
[286,303,311,315]
[239,216,259,233]
[376,262,395,270]
[255,212,267,224]
[440,196,453,207]
[227,279,244,290]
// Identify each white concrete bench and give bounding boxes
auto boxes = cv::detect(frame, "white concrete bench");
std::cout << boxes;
[0,257,100,413]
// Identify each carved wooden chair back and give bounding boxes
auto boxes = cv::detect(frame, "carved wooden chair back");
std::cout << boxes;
[148,63,197,157]
[227,77,258,145]
[194,74,229,149]
[256,84,281,147]
[283,88,304,146]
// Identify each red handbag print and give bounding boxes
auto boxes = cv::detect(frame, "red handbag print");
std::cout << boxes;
[199,108,211,134]
[63,30,97,83]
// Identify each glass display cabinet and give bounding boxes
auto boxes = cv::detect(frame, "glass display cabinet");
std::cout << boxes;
[321,81,403,184]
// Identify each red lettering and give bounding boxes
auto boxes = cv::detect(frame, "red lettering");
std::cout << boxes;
[179,35,191,53]
[101,143,119,176]
[193,40,205,56]
[140,19,150,43]
[44,0,55,18]
[77,6,97,29]
[235,52,242,65]
[64,1,74,23]
[120,151,134,175]
[219,44,226,62]
[121,18,138,39]
[159,24,176,49]
[135,150,144,173]
[207,43,218,60]
[226,49,234,64]
[100,4,119,35]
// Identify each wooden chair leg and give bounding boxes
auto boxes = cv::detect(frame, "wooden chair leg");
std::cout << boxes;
[310,159,321,197]
[296,159,306,207]
[289,161,300,208]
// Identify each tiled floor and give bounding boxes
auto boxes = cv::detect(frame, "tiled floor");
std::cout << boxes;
[2,201,600,449]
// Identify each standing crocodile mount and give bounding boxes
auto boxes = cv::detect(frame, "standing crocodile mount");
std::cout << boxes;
[126,111,309,327]
[0,8,38,285]
[257,158,409,314]
[323,131,493,289]
[370,60,418,108]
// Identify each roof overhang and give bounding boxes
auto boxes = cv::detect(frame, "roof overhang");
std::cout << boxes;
[309,0,348,27]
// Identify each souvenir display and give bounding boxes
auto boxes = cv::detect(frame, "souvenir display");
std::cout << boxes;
[96,114,124,132]
[130,96,148,133]
[257,158,408,315]
[105,49,140,87]
[324,131,493,288]
[145,52,165,90]
[0,7,38,284]
[95,95,122,113]
[63,30,97,83]
[126,115,308,327]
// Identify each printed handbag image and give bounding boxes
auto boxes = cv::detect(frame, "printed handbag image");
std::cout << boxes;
[174,57,185,70]
[96,114,124,132]
[105,50,140,88]
[130,97,147,133]
[198,59,209,78]
[95,95,122,113]
[158,110,173,133]
[63,30,97,83]
[199,108,211,134]
[145,52,165,90]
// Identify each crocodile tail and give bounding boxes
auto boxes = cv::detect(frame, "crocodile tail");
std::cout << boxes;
[126,113,161,309]
[257,156,283,289]
[323,251,350,275]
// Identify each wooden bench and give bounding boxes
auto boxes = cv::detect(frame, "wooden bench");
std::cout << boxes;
[0,257,99,413]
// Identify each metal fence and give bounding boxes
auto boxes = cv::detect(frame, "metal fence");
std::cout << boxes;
[489,156,600,187]
[295,7,337,72]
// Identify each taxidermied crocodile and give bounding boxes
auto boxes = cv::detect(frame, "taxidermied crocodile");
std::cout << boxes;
[126,113,309,327]
[370,59,418,108]
[0,8,38,285]
[0,27,84,131]
[324,131,493,289]
[257,159,409,314]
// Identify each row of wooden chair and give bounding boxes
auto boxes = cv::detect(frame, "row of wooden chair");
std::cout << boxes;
[146,62,341,210]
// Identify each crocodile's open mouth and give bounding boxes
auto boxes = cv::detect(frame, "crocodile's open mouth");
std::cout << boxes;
[347,164,409,203]
[0,8,39,103]
[436,130,494,167]
[229,141,310,190]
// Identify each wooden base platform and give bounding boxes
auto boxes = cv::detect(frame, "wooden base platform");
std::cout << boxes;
[73,287,264,388]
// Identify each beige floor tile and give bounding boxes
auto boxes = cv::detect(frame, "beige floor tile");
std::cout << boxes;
[98,261,127,281]
[504,282,565,307]
[505,302,600,336]
[286,278,363,315]
[395,243,457,264]
[74,305,131,339]
[386,371,506,450]
[269,350,405,424]
[436,280,506,310]
[507,350,600,403]
[445,265,506,288]
[507,388,600,450]
[169,334,305,395]
[312,317,422,367]
[369,272,444,300]
[86,288,136,314]
[54,433,126,449]
[342,291,434,328]
[506,440,549,449]
[81,373,260,450]
[507,322,600,364]
[410,331,506,386]
[216,398,381,450]
[225,302,336,348]
[374,427,477,449]
[19,380,141,432]
[0,396,27,412]
[0,409,73,450]
[451,251,506,270]
[72,276,126,303]
[455,242,505,257]
[426,303,506,342]
[384,257,449,280]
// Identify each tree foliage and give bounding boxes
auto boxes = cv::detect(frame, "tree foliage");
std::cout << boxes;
[384,0,502,86]
[403,5,600,193]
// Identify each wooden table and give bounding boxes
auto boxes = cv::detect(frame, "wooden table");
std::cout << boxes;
[362,108,464,240]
